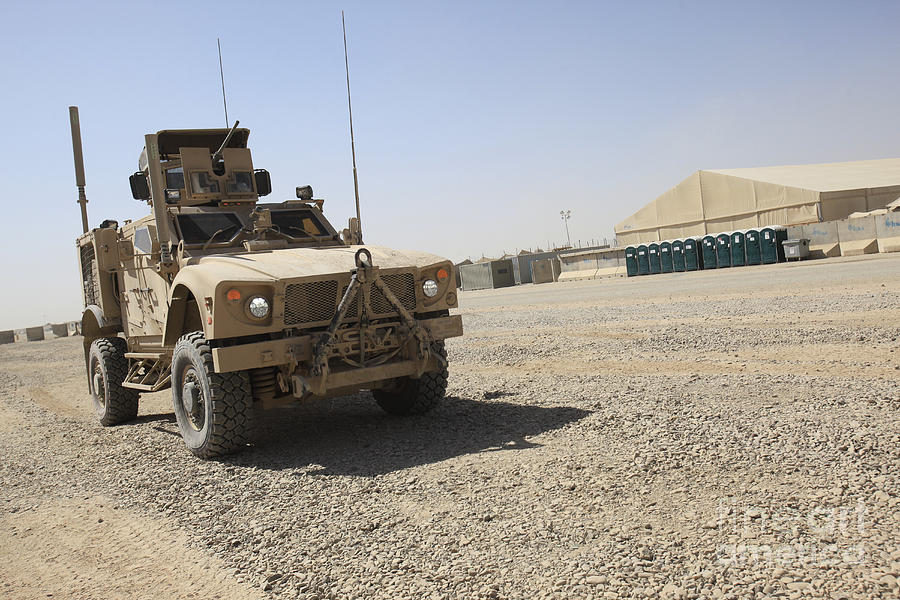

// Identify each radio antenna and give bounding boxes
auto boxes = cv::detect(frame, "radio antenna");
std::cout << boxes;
[217,38,229,127]
[342,11,363,243]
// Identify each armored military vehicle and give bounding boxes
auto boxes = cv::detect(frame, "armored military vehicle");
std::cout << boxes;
[69,107,462,458]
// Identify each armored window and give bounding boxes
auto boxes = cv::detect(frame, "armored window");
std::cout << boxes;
[175,212,243,245]
[226,171,254,194]
[134,227,154,255]
[190,171,220,194]
[166,167,185,190]
[270,209,329,238]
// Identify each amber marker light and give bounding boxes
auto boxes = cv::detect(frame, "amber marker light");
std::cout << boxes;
[436,268,449,282]
[226,289,241,301]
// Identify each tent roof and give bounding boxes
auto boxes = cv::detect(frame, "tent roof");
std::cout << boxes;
[706,158,900,192]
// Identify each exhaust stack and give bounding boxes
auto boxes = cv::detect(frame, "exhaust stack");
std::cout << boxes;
[68,106,90,234]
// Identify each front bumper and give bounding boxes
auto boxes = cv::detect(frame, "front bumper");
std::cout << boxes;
[211,313,462,375]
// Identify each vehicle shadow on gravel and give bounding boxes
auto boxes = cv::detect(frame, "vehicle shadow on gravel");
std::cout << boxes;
[226,394,590,476]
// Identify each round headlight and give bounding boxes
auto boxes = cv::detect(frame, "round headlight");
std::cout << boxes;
[422,279,439,298]
[247,296,270,319]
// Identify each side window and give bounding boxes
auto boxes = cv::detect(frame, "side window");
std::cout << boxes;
[134,227,153,255]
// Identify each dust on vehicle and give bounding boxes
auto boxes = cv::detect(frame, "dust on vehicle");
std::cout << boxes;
[69,107,462,458]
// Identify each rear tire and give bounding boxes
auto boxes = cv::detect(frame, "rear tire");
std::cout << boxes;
[171,331,253,459]
[88,337,139,426]
[373,341,448,415]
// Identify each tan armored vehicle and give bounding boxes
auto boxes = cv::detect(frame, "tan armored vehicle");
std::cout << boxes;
[69,107,462,458]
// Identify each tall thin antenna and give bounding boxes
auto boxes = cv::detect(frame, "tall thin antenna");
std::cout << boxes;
[68,106,90,234]
[217,38,229,127]
[342,11,363,243]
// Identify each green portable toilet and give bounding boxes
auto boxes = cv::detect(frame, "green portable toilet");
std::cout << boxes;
[683,238,700,271]
[625,246,639,277]
[659,241,673,273]
[730,231,746,266]
[715,233,731,267]
[648,243,661,274]
[701,235,717,269]
[760,226,787,264]
[671,239,685,272]
[636,244,650,275]
[745,229,761,265]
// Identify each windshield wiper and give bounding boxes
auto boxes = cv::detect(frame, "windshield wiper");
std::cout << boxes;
[285,225,316,238]
[201,223,242,251]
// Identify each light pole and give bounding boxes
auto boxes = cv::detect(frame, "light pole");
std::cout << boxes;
[560,210,572,248]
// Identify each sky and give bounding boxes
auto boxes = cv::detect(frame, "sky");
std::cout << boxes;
[1,0,899,329]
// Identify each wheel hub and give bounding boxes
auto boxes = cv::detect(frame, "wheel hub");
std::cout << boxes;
[181,378,204,431]
[92,368,105,407]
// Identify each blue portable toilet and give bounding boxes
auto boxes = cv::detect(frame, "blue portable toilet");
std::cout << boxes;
[636,244,650,275]
[715,233,731,267]
[648,243,661,274]
[671,239,685,272]
[701,235,717,269]
[730,231,746,267]
[659,241,674,273]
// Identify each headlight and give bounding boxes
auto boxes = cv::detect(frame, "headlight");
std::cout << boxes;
[422,279,439,298]
[247,296,270,319]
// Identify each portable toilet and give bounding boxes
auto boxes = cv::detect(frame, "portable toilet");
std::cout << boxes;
[625,246,639,277]
[636,244,650,275]
[745,229,761,265]
[659,241,673,273]
[730,231,746,267]
[715,233,731,267]
[648,243,661,274]
[683,238,701,271]
[760,226,787,264]
[671,239,685,272]
[701,235,717,269]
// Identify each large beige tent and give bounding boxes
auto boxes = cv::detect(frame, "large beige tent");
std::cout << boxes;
[615,158,900,245]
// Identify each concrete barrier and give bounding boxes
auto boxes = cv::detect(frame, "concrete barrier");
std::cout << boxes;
[875,213,900,253]
[0,330,14,344]
[801,221,841,258]
[558,270,598,282]
[532,258,561,284]
[51,323,69,338]
[786,225,805,241]
[25,326,45,342]
[837,216,878,256]
[595,266,625,279]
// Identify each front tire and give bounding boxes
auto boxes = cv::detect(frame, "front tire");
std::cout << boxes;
[171,332,254,459]
[373,342,448,415]
[89,337,139,426]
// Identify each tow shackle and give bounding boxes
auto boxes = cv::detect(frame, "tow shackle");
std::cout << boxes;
[354,248,373,268]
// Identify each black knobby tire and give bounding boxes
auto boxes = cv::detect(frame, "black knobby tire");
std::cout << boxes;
[89,337,140,426]
[171,331,254,459]
[373,341,448,415]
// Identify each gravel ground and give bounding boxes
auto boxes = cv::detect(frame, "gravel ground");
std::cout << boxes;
[1,253,899,600]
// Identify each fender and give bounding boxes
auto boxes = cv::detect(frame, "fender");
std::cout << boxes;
[163,280,210,347]
[80,305,122,391]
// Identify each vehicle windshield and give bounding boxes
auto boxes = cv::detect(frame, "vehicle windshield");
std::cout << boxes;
[270,209,330,238]
[176,212,243,245]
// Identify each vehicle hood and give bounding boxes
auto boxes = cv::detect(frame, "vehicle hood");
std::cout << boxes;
[176,245,448,288]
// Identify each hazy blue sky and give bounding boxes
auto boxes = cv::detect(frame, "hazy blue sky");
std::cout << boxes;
[1,0,899,329]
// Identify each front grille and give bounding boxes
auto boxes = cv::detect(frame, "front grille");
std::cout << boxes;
[284,280,338,325]
[373,273,417,313]
[341,272,417,320]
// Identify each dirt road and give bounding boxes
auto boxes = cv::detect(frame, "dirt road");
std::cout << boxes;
[1,254,898,599]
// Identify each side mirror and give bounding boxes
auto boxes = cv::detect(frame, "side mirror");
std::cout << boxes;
[129,172,150,200]
[254,169,272,196]
[295,185,313,201]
